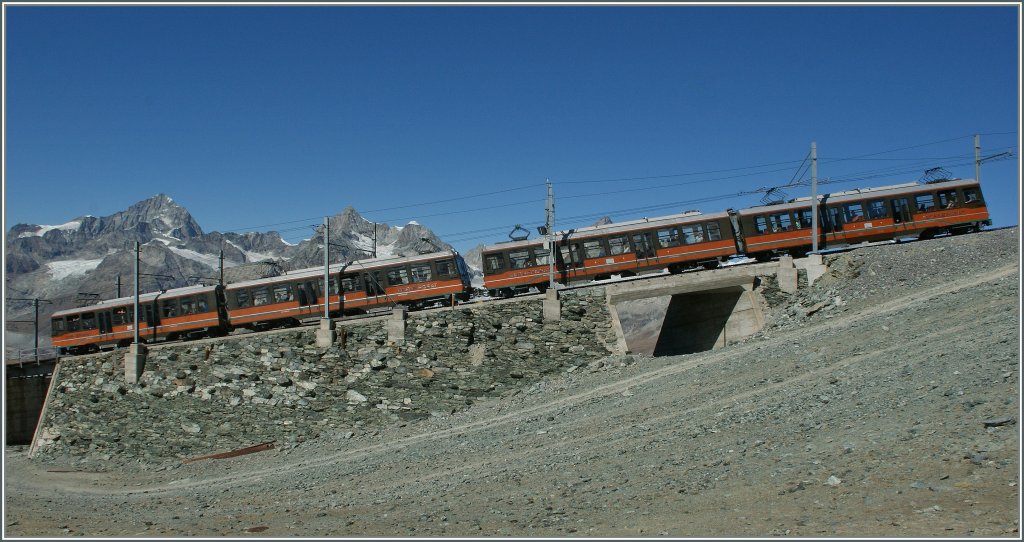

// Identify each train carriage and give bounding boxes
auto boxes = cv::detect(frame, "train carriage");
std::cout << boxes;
[735,179,991,258]
[224,267,342,330]
[224,250,473,330]
[482,210,738,296]
[51,285,227,354]
[339,251,473,313]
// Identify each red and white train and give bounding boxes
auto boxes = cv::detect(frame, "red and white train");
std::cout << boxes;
[51,251,472,354]
[481,178,990,297]
[51,178,990,353]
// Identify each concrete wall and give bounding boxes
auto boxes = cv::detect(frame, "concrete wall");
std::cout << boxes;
[5,374,52,445]
[30,287,617,464]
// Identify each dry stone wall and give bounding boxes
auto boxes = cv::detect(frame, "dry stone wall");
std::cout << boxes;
[32,287,617,466]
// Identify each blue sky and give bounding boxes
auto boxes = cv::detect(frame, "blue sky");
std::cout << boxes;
[4,4,1020,254]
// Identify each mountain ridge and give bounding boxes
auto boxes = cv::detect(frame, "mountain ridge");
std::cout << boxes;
[4,195,461,351]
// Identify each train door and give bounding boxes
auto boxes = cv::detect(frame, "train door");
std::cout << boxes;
[631,231,657,271]
[820,205,847,247]
[98,311,113,335]
[890,197,912,235]
[143,303,158,341]
[291,281,315,317]
[364,271,386,299]
[296,280,319,311]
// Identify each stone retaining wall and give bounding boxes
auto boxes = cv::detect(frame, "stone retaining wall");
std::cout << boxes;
[31,287,616,465]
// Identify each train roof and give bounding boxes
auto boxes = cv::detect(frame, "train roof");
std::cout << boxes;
[224,250,459,290]
[481,210,729,253]
[51,284,220,318]
[736,178,980,215]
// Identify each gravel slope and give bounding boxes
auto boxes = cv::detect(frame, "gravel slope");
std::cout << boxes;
[5,228,1019,538]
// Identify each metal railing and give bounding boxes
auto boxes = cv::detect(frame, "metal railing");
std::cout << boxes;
[4,347,59,364]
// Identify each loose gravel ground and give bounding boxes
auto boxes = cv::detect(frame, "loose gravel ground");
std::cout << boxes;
[5,228,1020,538]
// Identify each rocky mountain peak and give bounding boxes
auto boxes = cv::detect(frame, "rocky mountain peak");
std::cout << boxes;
[122,194,203,239]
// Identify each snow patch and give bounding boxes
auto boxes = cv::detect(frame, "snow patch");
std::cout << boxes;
[226,241,280,263]
[18,220,81,238]
[166,246,223,269]
[348,232,395,257]
[46,258,103,281]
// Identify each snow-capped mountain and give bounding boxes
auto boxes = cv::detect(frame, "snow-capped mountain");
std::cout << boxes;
[282,207,454,270]
[3,195,460,351]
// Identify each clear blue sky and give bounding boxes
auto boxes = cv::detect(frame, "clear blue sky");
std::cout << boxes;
[4,4,1020,254]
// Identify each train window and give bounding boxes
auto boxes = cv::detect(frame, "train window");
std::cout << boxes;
[868,199,887,219]
[484,254,505,273]
[52,318,66,333]
[236,290,251,308]
[273,285,293,303]
[963,188,981,203]
[317,278,338,296]
[680,225,704,244]
[387,267,410,286]
[81,312,97,330]
[582,240,606,258]
[795,210,813,229]
[364,273,385,296]
[770,213,792,231]
[341,275,362,292]
[914,193,935,212]
[844,203,865,223]
[754,216,769,234]
[508,249,533,269]
[252,287,271,306]
[67,315,81,331]
[435,260,457,279]
[112,307,131,325]
[143,304,156,326]
[410,264,433,282]
[657,228,680,248]
[560,244,583,267]
[608,236,631,255]
[533,247,551,266]
[937,189,958,209]
[197,297,209,313]
[180,297,196,315]
[161,299,178,319]
[707,222,723,241]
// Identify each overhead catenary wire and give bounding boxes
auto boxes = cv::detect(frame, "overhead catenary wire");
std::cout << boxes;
[263,133,1019,246]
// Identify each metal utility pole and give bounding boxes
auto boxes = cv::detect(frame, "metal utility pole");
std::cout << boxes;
[324,217,330,319]
[811,142,819,254]
[975,134,981,182]
[6,297,52,362]
[116,274,122,298]
[546,179,555,289]
[219,250,224,286]
[133,241,140,346]
[372,222,377,258]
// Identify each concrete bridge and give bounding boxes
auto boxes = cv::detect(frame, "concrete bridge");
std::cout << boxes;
[21,256,826,462]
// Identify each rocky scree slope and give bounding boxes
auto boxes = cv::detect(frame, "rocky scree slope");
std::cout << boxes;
[3,228,1019,537]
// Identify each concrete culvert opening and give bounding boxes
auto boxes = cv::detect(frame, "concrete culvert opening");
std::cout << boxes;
[607,272,767,357]
[653,287,746,356]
